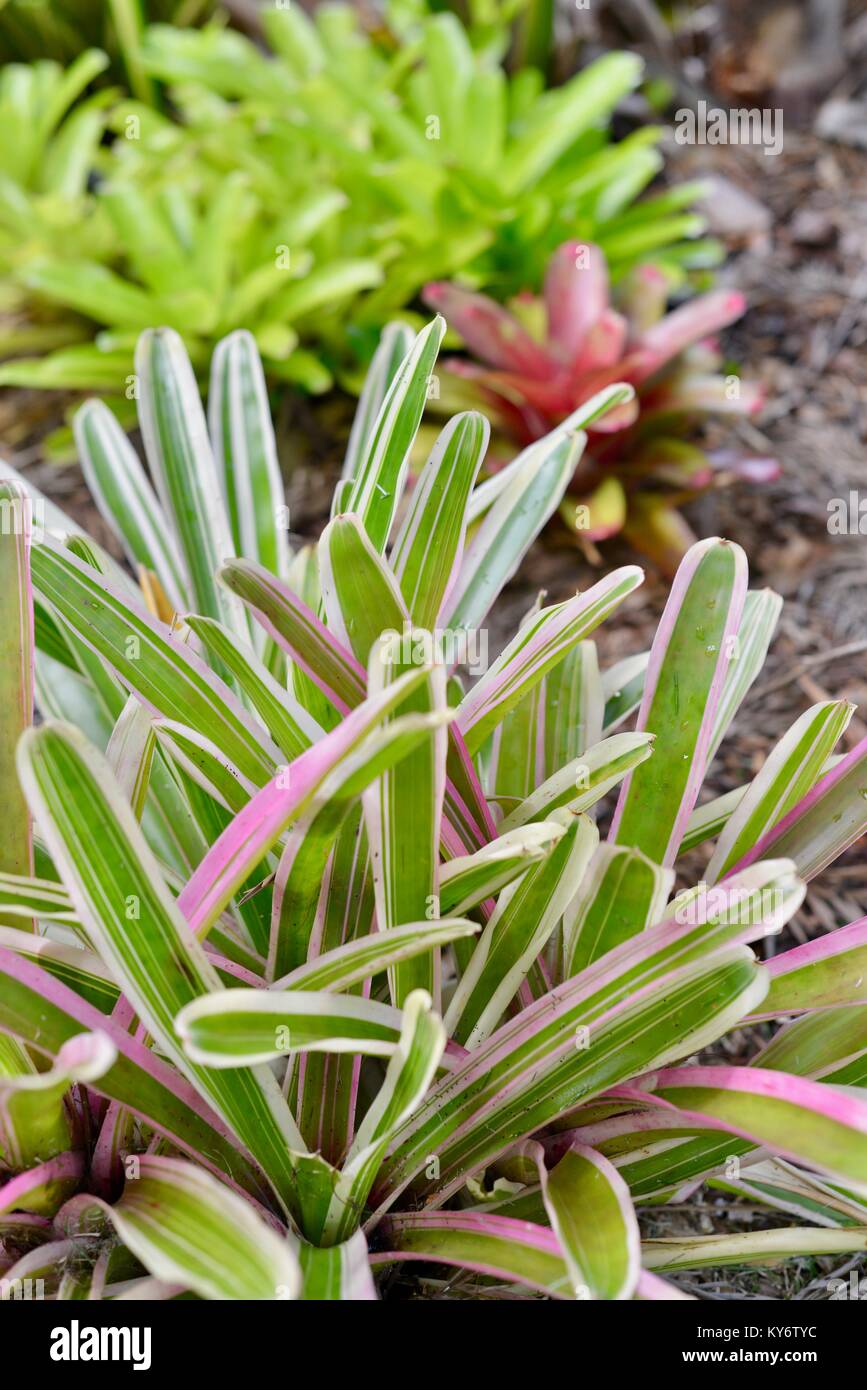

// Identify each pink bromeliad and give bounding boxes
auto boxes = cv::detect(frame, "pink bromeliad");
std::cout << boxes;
[424,241,777,572]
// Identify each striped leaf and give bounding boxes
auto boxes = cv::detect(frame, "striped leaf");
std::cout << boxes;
[272,918,478,993]
[0,877,77,927]
[642,1227,867,1274]
[345,316,445,552]
[712,1158,867,1231]
[0,1031,114,1173]
[457,568,643,755]
[438,822,566,916]
[31,540,280,787]
[220,558,366,717]
[176,659,436,936]
[185,613,322,761]
[610,538,747,865]
[543,640,604,775]
[752,915,867,1019]
[390,411,489,628]
[526,1140,640,1300]
[601,652,647,735]
[564,843,674,977]
[444,431,586,636]
[707,700,854,882]
[757,1004,867,1086]
[498,732,655,832]
[323,989,445,1245]
[466,385,636,525]
[0,947,267,1200]
[74,398,188,612]
[373,862,799,1213]
[153,719,257,815]
[446,812,599,1048]
[176,990,408,1067]
[136,328,244,635]
[268,703,451,980]
[485,629,604,807]
[0,482,35,931]
[299,1228,377,1300]
[319,513,408,664]
[342,322,416,482]
[362,634,448,1007]
[0,921,119,1010]
[17,722,304,1215]
[377,1210,572,1298]
[707,587,782,761]
[680,786,745,855]
[85,1156,300,1300]
[105,695,156,822]
[292,808,373,1163]
[377,947,764,1212]
[208,329,291,584]
[631,1065,867,1197]
[729,734,867,881]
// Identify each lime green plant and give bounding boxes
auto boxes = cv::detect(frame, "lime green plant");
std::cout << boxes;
[0,5,716,402]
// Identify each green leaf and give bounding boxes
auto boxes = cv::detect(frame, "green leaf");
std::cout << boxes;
[0,1031,114,1172]
[345,316,445,553]
[74,398,188,612]
[390,411,489,628]
[0,482,34,929]
[610,538,747,865]
[375,943,767,1211]
[17,722,305,1216]
[76,1155,301,1300]
[298,1228,377,1300]
[438,822,565,916]
[527,1140,640,1300]
[208,329,291,585]
[322,989,445,1245]
[564,843,674,976]
[342,322,415,483]
[0,946,267,1199]
[458,569,643,756]
[274,918,478,993]
[707,588,782,761]
[378,1210,573,1297]
[136,328,245,635]
[177,989,408,1067]
[220,558,366,719]
[31,539,280,787]
[362,632,448,1007]
[267,700,450,979]
[498,732,655,832]
[445,812,599,1047]
[501,52,643,192]
[445,431,585,636]
[708,700,853,881]
[642,1227,867,1273]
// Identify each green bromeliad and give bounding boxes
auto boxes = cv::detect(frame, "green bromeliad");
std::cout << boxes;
[0,5,717,402]
[0,319,866,1301]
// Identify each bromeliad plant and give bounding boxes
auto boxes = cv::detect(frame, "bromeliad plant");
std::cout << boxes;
[1,318,867,1301]
[424,241,778,572]
[0,5,716,399]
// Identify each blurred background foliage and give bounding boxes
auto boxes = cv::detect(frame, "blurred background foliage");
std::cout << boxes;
[0,0,717,421]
